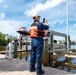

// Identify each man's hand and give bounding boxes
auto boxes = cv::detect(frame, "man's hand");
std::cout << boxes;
[45,20,49,26]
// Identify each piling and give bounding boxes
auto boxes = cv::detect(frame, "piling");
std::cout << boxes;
[43,38,49,66]
[65,35,71,50]
[25,37,28,60]
[14,39,18,58]
[49,32,54,67]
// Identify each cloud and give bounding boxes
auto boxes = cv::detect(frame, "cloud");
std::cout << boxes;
[69,0,76,4]
[0,20,23,36]
[74,23,76,27]
[25,0,65,16]
[4,5,8,8]
[0,0,3,3]
[0,13,5,19]
[59,21,63,25]
[0,0,2,3]
[0,19,31,36]
[0,0,8,9]
[0,0,6,3]
[69,30,76,33]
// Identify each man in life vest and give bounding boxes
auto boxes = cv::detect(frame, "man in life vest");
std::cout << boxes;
[29,14,49,75]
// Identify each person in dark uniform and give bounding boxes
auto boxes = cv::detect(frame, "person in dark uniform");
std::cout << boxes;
[29,15,49,75]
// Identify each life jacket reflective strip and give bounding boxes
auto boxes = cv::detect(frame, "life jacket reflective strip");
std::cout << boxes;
[30,26,38,37]
[30,22,46,38]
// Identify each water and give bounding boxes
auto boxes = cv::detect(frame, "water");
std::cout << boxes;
[71,45,76,49]
[21,45,76,74]
[53,45,76,74]
[55,56,76,74]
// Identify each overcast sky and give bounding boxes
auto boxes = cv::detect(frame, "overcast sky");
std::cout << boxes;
[0,0,76,40]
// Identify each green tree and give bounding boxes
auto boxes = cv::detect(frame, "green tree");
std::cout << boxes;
[0,32,7,46]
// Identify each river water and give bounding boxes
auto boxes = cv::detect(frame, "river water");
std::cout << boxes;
[21,45,76,74]
[71,45,76,49]
[53,45,76,74]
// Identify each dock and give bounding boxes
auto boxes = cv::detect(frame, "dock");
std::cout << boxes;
[0,54,73,75]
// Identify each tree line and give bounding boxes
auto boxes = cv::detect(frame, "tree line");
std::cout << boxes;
[0,32,7,46]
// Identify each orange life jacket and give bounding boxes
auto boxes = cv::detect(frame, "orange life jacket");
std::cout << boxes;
[30,22,46,38]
